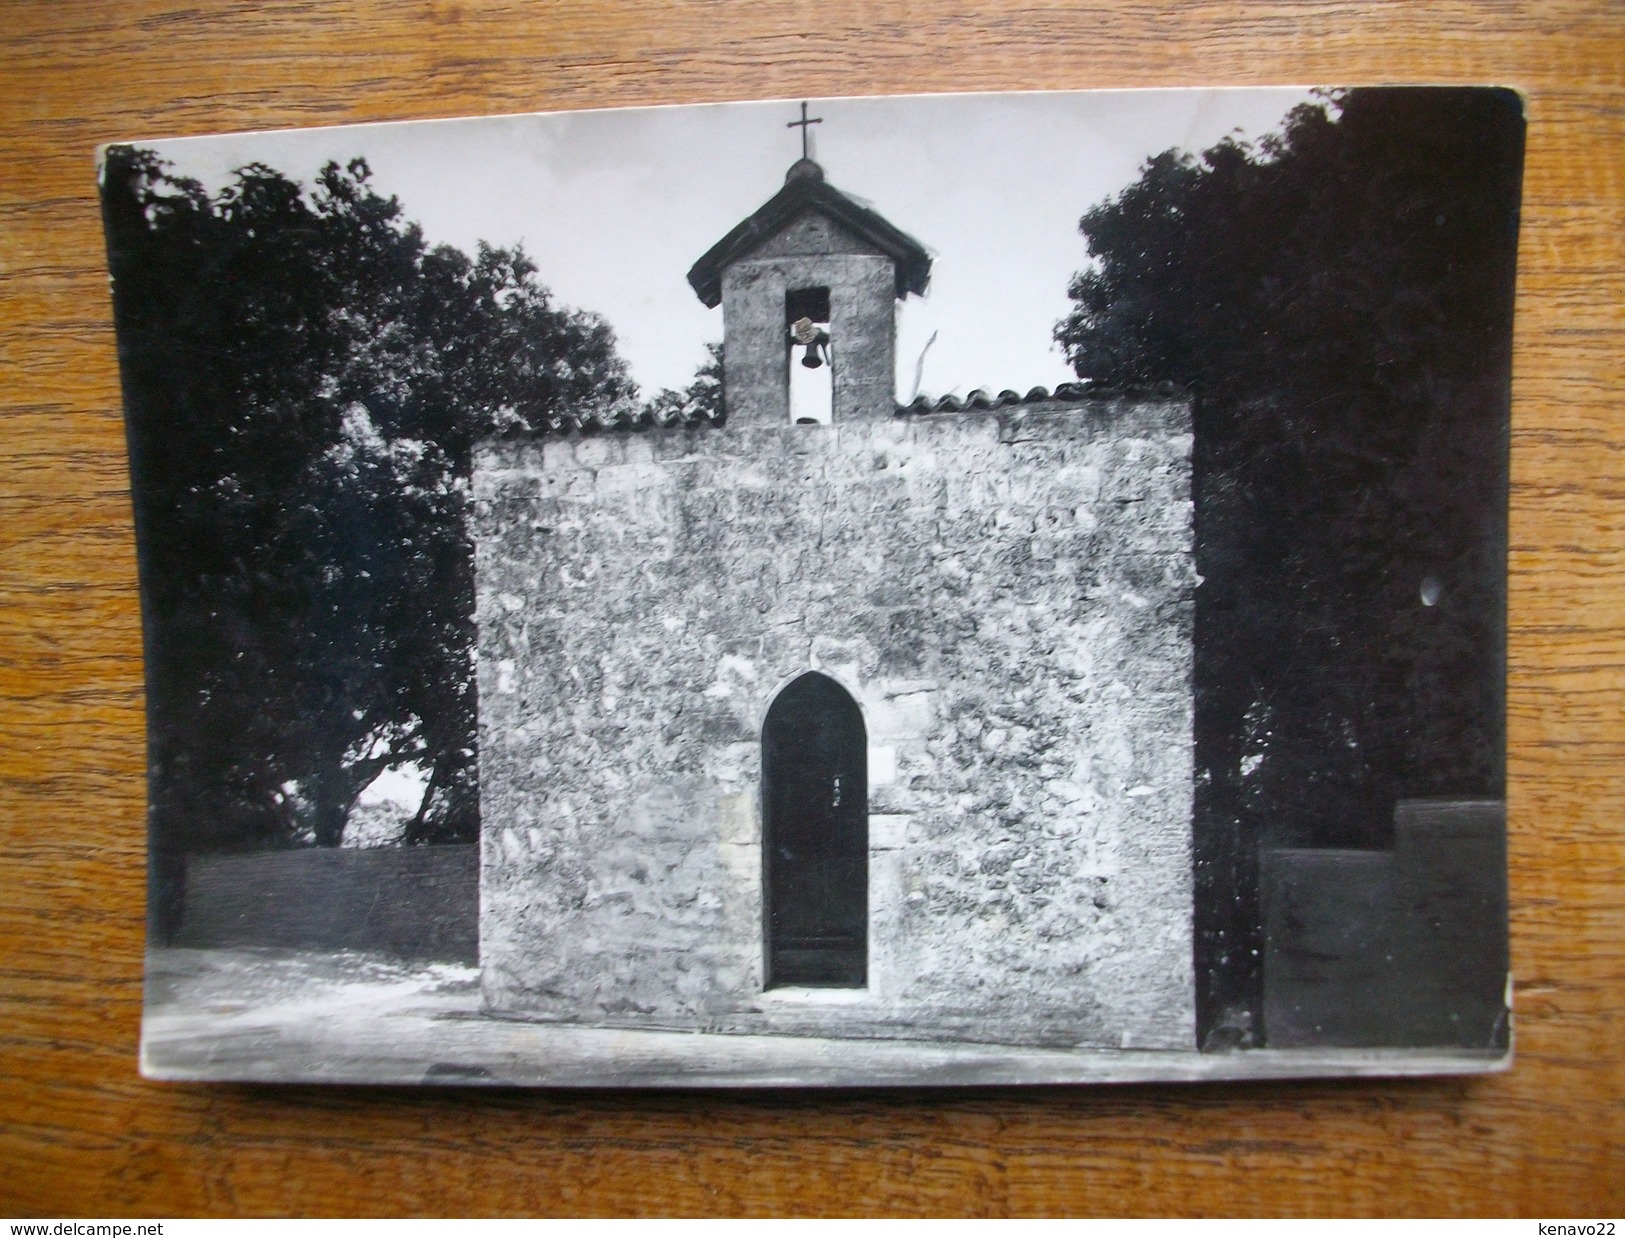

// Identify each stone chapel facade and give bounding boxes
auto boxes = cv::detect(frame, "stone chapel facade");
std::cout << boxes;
[471,155,1198,1049]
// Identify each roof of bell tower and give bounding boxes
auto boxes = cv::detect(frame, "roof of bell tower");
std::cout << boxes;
[686,163,932,308]
[784,156,825,183]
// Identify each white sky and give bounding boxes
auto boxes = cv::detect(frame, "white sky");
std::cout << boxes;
[139,89,1314,401]
[358,762,428,811]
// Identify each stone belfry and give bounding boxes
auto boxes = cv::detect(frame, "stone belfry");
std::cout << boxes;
[686,105,932,425]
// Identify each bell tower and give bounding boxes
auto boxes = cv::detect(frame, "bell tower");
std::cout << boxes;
[686,107,932,427]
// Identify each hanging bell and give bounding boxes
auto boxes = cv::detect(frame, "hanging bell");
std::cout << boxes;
[790,317,829,369]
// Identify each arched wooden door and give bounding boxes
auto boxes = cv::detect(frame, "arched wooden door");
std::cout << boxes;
[762,672,867,987]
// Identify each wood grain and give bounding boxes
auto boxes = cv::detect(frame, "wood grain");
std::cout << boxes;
[1,0,1620,1217]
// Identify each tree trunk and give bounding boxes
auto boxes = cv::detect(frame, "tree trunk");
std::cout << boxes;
[306,753,393,847]
[402,755,448,845]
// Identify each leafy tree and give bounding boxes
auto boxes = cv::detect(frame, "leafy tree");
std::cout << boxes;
[1055,88,1523,1045]
[101,151,637,930]
[646,341,724,423]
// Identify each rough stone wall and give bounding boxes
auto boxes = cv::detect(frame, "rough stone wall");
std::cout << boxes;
[721,211,896,427]
[473,398,1195,1048]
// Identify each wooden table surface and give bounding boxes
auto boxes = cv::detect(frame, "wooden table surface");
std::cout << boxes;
[2,0,1620,1218]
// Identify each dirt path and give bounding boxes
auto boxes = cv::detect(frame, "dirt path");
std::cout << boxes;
[141,948,1506,1087]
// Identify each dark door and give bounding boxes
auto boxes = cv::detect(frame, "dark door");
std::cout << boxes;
[762,672,867,987]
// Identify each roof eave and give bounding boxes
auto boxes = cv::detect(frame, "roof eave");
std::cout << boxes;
[687,179,931,307]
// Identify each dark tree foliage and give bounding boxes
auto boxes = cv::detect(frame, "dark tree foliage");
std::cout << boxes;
[101,150,637,928]
[646,340,724,423]
[1056,88,1523,1046]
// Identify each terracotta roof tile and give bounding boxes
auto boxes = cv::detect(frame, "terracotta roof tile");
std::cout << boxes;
[897,381,1184,414]
[491,382,1186,439]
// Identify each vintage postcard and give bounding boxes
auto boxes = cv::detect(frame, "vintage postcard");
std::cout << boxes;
[101,86,1523,1085]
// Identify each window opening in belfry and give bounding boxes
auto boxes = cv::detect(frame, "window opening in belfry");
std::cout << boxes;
[786,286,832,426]
[762,671,868,987]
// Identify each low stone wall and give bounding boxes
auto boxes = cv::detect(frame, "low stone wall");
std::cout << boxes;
[473,396,1196,1048]
[1262,799,1507,1048]
[173,844,478,963]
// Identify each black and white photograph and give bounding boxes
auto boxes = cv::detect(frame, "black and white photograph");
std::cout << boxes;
[100,86,1524,1086]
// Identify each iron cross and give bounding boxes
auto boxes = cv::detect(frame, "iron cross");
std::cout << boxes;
[787,101,823,160]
